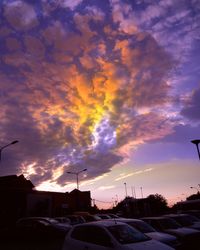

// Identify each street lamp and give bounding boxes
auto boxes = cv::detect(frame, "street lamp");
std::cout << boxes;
[124,182,127,198]
[66,168,87,190]
[191,140,200,160]
[0,140,19,162]
[140,187,144,198]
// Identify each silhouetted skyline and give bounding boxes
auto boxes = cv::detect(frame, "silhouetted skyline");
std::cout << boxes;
[0,0,200,208]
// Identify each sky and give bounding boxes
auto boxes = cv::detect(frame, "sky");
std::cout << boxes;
[0,0,200,209]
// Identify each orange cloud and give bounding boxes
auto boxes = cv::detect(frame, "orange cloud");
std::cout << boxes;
[0,0,175,187]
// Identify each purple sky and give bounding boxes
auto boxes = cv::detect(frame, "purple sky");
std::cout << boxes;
[0,0,200,208]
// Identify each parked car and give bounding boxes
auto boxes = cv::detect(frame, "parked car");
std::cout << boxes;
[73,211,102,222]
[164,214,200,231]
[65,215,86,225]
[141,216,200,250]
[95,214,112,219]
[54,217,71,224]
[113,218,180,249]
[62,220,175,250]
[107,213,120,219]
[184,210,200,219]
[14,217,72,249]
[16,216,72,238]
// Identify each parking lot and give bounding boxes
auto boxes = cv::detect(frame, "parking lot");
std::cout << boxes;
[0,211,200,250]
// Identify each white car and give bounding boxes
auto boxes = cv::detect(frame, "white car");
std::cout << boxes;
[62,220,175,250]
[112,218,180,249]
[16,216,72,233]
[142,216,200,249]
[164,213,200,231]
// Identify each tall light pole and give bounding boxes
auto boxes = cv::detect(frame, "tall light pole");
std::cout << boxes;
[124,182,127,198]
[140,187,144,198]
[131,186,136,198]
[0,140,19,162]
[66,168,87,190]
[116,194,118,204]
[191,140,200,160]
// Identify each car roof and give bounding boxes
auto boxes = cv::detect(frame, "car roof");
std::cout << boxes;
[114,218,143,222]
[74,220,126,227]
[164,214,189,217]
[17,216,52,221]
[141,217,166,220]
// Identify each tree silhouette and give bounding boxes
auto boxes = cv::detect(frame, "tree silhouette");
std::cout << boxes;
[146,194,169,215]
[186,192,200,200]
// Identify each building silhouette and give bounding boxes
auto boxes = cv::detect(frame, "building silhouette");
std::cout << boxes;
[0,174,91,226]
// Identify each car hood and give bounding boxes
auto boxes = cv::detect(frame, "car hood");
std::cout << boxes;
[146,232,177,242]
[122,239,174,250]
[165,227,199,237]
[54,223,72,231]
[190,222,200,230]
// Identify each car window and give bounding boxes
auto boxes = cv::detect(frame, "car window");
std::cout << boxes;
[78,216,86,223]
[173,216,193,226]
[108,224,150,244]
[17,219,33,228]
[45,218,59,224]
[145,220,161,231]
[160,218,181,229]
[128,221,156,233]
[17,219,47,230]
[71,225,113,247]
[186,214,199,222]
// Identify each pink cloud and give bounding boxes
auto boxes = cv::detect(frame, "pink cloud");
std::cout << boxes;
[3,0,38,30]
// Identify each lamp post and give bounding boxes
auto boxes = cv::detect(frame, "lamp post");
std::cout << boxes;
[66,168,87,190]
[140,187,144,198]
[124,182,127,198]
[116,194,118,204]
[0,140,19,162]
[191,140,200,160]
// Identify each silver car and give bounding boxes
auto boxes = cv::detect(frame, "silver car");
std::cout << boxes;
[62,220,175,250]
[164,214,200,231]
[142,216,200,250]
[112,218,180,249]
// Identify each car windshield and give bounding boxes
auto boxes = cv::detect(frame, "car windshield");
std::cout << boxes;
[109,214,119,218]
[55,218,70,223]
[173,216,193,226]
[108,224,150,244]
[99,215,110,219]
[185,214,199,222]
[128,221,156,233]
[44,218,59,224]
[160,218,181,229]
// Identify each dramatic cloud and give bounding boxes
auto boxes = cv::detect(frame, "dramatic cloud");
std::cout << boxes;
[0,0,199,189]
[181,87,200,121]
[3,0,38,30]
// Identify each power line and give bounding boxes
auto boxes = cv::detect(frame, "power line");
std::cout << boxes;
[92,199,113,204]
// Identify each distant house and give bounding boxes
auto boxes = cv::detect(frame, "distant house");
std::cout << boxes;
[26,190,69,217]
[0,174,91,225]
[116,197,152,218]
[67,189,91,212]
[176,199,200,211]
[0,174,34,226]
[0,174,34,190]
